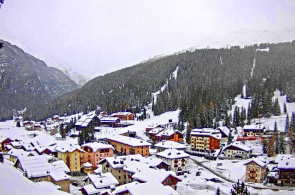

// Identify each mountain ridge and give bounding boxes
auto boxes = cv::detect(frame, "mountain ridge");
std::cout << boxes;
[0,39,79,120]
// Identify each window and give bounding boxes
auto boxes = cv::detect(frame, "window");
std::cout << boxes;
[119,176,121,179]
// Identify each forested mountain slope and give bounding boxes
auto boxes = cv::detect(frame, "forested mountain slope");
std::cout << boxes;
[0,40,79,120]
[23,41,295,123]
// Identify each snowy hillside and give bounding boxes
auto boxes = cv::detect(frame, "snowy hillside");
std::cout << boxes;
[230,89,295,132]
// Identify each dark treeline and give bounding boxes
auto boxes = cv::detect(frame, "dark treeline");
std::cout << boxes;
[11,41,295,123]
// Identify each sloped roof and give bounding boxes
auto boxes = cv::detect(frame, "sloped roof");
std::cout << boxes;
[75,113,97,126]
[244,158,267,167]
[223,143,252,152]
[217,126,230,137]
[155,140,187,150]
[106,135,151,147]
[17,156,69,178]
[191,128,221,140]
[156,148,189,159]
[49,172,70,182]
[111,112,134,116]
[8,148,30,158]
[82,142,113,152]
[112,181,179,195]
[277,155,295,169]
[132,168,180,183]
[82,184,103,194]
[243,124,265,130]
[86,172,119,189]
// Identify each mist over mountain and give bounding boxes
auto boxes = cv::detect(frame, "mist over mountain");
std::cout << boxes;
[0,40,79,120]
[49,63,88,87]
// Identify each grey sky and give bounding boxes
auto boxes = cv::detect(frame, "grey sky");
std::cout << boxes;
[0,0,295,79]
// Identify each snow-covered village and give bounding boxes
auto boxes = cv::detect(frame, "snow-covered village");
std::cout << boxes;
[1,1,295,195]
[0,88,295,195]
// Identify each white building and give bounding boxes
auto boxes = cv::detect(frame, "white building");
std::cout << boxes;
[156,148,190,175]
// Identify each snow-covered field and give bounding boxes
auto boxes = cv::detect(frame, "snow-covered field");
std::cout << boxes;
[94,110,180,141]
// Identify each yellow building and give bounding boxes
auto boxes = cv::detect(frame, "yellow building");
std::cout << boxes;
[56,146,84,175]
[244,158,267,183]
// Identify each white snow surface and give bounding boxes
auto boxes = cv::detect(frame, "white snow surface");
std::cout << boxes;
[95,110,180,141]
[0,160,67,195]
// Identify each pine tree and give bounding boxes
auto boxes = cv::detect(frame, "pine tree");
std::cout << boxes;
[231,180,250,195]
[262,139,268,154]
[279,134,285,154]
[227,130,233,145]
[273,98,281,116]
[285,114,290,133]
[274,122,280,154]
[186,128,191,144]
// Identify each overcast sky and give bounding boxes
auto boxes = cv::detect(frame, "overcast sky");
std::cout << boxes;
[0,0,295,79]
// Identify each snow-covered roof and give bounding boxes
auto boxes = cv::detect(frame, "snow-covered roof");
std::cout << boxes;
[275,154,293,164]
[106,135,151,147]
[148,127,164,134]
[49,171,71,182]
[156,129,178,137]
[21,142,35,151]
[111,112,134,116]
[243,124,265,130]
[0,161,67,195]
[140,156,170,167]
[75,113,97,126]
[100,116,120,123]
[223,143,252,152]
[82,142,113,152]
[244,158,267,167]
[55,144,84,153]
[277,155,295,169]
[123,160,151,174]
[156,148,189,159]
[8,148,31,158]
[85,173,119,189]
[10,141,22,147]
[132,168,180,183]
[17,156,69,178]
[112,181,179,195]
[154,140,187,150]
[82,184,103,195]
[100,154,167,170]
[191,129,221,140]
[217,126,230,137]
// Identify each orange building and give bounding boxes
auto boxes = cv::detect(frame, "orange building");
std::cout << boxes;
[156,129,183,142]
[81,142,114,168]
[106,135,151,157]
[111,112,134,121]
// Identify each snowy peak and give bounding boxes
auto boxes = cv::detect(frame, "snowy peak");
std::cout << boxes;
[49,63,88,87]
